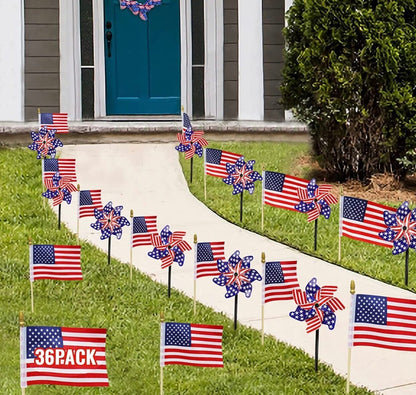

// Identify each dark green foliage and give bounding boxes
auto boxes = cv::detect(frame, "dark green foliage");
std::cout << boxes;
[282,0,416,181]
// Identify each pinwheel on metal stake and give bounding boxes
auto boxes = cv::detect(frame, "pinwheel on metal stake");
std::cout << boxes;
[175,112,208,183]
[213,250,262,330]
[42,171,77,229]
[222,156,262,222]
[379,201,416,285]
[148,225,192,297]
[91,201,130,264]
[28,126,63,159]
[295,178,337,250]
[289,277,345,371]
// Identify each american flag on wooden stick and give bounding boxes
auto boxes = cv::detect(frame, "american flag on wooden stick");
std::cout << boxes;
[39,113,68,133]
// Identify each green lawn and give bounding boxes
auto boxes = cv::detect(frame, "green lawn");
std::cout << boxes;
[179,141,416,293]
[0,147,371,394]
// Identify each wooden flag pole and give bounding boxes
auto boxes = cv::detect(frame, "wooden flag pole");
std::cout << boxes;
[261,252,266,345]
[203,149,207,201]
[130,209,134,280]
[20,311,25,395]
[261,167,265,232]
[234,293,239,330]
[193,234,197,315]
[346,280,356,394]
[160,311,165,395]
[76,184,80,242]
[28,237,34,313]
[167,266,172,298]
[338,190,343,262]
[405,249,409,286]
[107,235,111,265]
[314,328,320,372]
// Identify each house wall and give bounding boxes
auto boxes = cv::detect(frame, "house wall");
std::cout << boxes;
[0,2,24,121]
[24,0,60,121]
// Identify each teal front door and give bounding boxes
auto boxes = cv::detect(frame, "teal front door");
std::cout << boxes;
[104,0,181,115]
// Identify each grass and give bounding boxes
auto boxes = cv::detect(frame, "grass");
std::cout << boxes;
[179,141,416,293]
[0,146,372,394]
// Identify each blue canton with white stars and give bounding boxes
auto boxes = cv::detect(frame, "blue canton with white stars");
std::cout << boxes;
[32,245,55,265]
[165,323,191,347]
[343,197,367,222]
[26,326,63,358]
[355,294,387,325]
[197,243,214,262]
[265,262,285,285]
[264,171,285,192]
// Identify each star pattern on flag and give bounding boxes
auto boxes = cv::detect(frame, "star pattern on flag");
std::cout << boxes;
[294,178,337,222]
[148,225,192,268]
[222,156,262,195]
[289,277,345,333]
[213,250,262,298]
[90,201,130,240]
[379,201,416,255]
[28,126,63,159]
[42,171,77,206]
[175,113,208,159]
[119,0,162,21]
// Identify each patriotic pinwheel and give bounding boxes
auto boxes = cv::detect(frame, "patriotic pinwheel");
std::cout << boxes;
[175,113,208,159]
[28,126,63,159]
[295,178,337,222]
[379,201,416,255]
[90,201,130,240]
[289,277,344,333]
[213,250,262,298]
[222,156,262,195]
[148,225,192,269]
[42,172,77,206]
[119,0,162,21]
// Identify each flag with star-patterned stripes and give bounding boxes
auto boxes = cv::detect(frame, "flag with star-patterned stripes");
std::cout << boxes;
[349,293,416,351]
[160,322,224,367]
[195,241,225,279]
[30,245,82,281]
[340,196,395,248]
[43,158,77,183]
[78,190,103,218]
[39,112,68,133]
[20,326,109,387]
[262,260,300,303]
[131,215,158,247]
[204,148,242,178]
[262,171,309,211]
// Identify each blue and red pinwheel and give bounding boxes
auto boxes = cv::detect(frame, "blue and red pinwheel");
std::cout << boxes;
[289,278,344,333]
[222,156,262,195]
[119,0,162,21]
[91,201,130,240]
[42,171,77,206]
[148,225,192,269]
[175,113,208,160]
[28,126,63,159]
[213,250,262,298]
[295,178,337,222]
[379,201,416,255]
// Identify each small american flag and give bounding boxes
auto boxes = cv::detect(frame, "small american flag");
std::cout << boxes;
[43,158,77,182]
[131,216,158,247]
[262,260,300,303]
[349,293,416,351]
[20,326,109,387]
[204,148,242,178]
[262,171,309,211]
[195,242,225,279]
[340,196,395,247]
[30,245,82,281]
[160,322,224,368]
[79,190,103,218]
[39,113,68,134]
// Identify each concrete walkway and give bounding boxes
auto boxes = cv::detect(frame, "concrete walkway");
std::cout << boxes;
[57,143,416,394]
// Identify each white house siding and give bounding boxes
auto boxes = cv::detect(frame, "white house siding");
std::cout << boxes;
[0,2,24,121]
